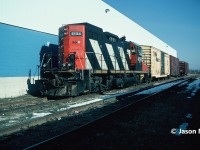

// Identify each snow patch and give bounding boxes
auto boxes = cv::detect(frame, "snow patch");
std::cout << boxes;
[176,123,189,136]
[186,114,192,119]
[135,80,183,95]
[186,79,200,97]
[178,81,188,87]
[31,112,52,119]
[57,108,67,112]
[68,99,103,109]
[9,120,16,123]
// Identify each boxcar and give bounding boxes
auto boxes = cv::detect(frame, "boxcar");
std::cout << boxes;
[170,55,179,77]
[179,61,189,75]
[141,45,170,80]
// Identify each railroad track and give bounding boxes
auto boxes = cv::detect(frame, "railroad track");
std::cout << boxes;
[0,98,47,113]
[24,77,191,149]
[0,97,47,109]
[0,76,195,141]
[0,93,103,135]
[0,76,188,136]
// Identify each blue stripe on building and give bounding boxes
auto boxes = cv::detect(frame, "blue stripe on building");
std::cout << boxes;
[0,23,58,77]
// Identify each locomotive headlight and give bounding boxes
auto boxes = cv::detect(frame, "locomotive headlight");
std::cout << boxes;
[62,63,66,67]
[68,63,72,67]
[43,63,47,67]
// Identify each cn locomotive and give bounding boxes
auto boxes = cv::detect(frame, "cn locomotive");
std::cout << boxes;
[28,23,149,98]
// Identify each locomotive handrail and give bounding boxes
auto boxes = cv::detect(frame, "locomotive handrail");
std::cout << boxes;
[40,53,46,67]
[76,52,84,79]
[40,53,52,68]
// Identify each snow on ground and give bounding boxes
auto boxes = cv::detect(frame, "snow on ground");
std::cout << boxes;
[175,123,189,136]
[174,79,200,136]
[177,81,189,87]
[31,112,52,119]
[57,80,186,111]
[67,99,103,109]
[1,79,192,129]
[135,80,184,95]
[186,79,200,97]
[56,98,105,113]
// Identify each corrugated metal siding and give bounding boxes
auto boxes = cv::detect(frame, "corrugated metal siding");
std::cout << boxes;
[0,0,177,57]
[0,23,57,77]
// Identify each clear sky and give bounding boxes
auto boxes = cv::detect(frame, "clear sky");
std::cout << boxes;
[103,0,200,70]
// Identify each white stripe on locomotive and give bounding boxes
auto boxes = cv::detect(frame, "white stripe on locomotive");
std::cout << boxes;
[85,53,92,69]
[89,39,108,70]
[105,43,120,70]
[118,47,129,70]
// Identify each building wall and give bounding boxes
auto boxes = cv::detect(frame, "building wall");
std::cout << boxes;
[0,77,30,98]
[0,0,177,98]
[0,23,57,77]
[0,23,57,98]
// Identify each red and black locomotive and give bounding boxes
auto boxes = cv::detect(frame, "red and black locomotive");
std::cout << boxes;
[28,23,149,98]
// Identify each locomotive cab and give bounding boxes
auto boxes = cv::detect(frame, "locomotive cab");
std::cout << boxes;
[58,24,86,71]
[130,42,143,71]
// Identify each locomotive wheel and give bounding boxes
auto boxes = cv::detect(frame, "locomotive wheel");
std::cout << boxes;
[95,84,101,93]
[94,83,106,94]
[118,79,124,88]
[119,81,124,88]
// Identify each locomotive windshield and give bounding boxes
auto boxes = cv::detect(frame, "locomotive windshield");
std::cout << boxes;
[130,46,136,54]
[138,47,143,57]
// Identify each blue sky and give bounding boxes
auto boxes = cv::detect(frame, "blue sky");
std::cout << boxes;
[103,0,200,70]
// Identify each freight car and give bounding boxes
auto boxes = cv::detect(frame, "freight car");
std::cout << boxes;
[141,45,170,80]
[179,61,189,75]
[170,55,179,77]
[28,23,149,98]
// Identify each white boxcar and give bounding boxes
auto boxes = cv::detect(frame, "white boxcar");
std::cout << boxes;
[141,45,170,79]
